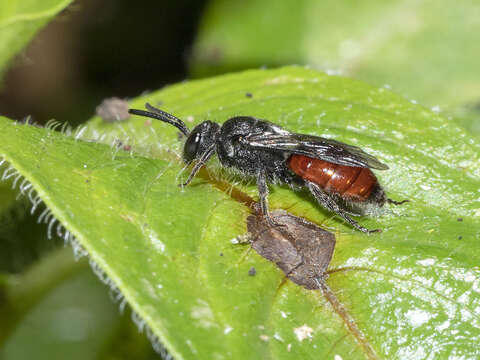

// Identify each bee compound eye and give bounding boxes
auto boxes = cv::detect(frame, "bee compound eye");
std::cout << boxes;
[184,132,201,163]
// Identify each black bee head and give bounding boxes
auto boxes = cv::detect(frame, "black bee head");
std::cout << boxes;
[183,121,220,163]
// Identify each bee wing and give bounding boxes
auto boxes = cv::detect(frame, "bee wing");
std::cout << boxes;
[246,133,389,170]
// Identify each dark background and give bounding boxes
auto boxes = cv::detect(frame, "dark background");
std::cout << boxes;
[0,0,206,127]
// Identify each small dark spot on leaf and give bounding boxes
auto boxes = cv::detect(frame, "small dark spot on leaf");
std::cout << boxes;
[247,210,335,290]
[246,92,253,98]
[219,252,223,257]
[85,179,90,183]
[248,267,256,276]
[457,218,463,222]
[458,236,463,240]
[96,97,129,122]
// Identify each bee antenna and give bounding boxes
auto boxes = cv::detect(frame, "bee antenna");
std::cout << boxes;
[128,103,190,136]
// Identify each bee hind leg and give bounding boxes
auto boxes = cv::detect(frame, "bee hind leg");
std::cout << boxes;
[306,181,381,234]
[256,170,286,228]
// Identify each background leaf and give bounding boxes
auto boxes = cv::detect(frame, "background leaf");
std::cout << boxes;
[1,66,480,359]
[2,265,122,360]
[0,164,59,274]
[192,0,480,133]
[0,0,73,78]
[0,0,76,279]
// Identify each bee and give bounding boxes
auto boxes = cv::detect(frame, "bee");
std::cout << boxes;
[129,104,407,233]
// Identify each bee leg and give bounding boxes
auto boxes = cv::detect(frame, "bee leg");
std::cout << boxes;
[306,181,381,234]
[257,169,271,219]
[256,170,285,228]
[179,145,215,187]
[387,198,409,206]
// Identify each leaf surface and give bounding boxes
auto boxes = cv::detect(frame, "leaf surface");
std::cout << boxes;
[192,0,480,114]
[1,67,480,359]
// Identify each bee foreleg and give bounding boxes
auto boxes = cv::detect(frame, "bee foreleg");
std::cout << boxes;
[306,181,381,234]
[179,145,215,187]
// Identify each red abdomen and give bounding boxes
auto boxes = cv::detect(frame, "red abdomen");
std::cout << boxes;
[287,155,378,201]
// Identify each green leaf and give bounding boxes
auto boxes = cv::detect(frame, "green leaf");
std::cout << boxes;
[0,173,18,215]
[192,0,480,110]
[0,0,73,77]
[0,247,86,343]
[3,266,121,360]
[0,165,53,274]
[1,67,480,359]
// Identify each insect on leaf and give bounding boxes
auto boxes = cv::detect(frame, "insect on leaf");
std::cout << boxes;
[1,66,480,359]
